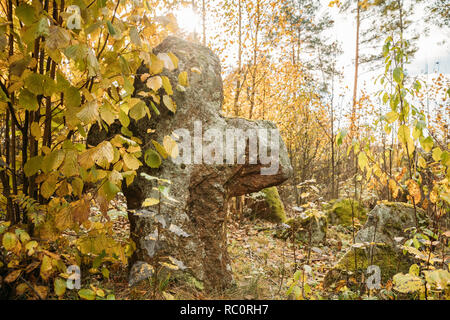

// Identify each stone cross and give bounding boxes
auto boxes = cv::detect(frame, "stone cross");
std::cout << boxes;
[88,37,292,290]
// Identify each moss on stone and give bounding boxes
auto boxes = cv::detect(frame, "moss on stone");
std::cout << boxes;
[259,187,287,223]
[324,202,432,292]
[324,245,412,288]
[326,199,367,226]
[276,211,327,244]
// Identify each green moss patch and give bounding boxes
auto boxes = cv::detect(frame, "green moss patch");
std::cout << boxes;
[246,187,287,223]
[326,199,367,227]
[324,245,412,289]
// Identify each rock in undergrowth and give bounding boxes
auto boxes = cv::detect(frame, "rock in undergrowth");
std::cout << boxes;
[275,209,327,244]
[324,202,430,290]
[325,198,367,227]
[244,187,287,223]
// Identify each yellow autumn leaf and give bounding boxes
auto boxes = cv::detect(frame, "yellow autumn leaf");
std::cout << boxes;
[163,95,176,113]
[159,261,179,271]
[142,198,159,207]
[161,76,173,95]
[92,141,114,166]
[151,139,168,159]
[191,67,201,74]
[31,122,41,140]
[123,153,141,171]
[77,100,99,124]
[146,76,162,92]
[40,254,53,281]
[149,54,163,75]
[2,232,18,251]
[398,125,415,156]
[389,179,400,199]
[407,179,421,203]
[432,147,442,162]
[178,71,189,87]
[157,52,175,71]
[393,273,423,293]
[167,52,179,69]
[163,135,178,159]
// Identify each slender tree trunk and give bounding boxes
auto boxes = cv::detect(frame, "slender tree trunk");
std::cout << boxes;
[248,0,261,120]
[202,0,206,46]
[351,1,360,138]
[233,0,242,117]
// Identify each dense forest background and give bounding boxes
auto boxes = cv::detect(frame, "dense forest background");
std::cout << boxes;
[0,0,448,300]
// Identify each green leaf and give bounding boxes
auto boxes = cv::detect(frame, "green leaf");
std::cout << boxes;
[150,101,160,116]
[25,73,45,95]
[423,269,450,291]
[336,129,347,146]
[101,267,110,279]
[385,111,398,124]
[15,228,30,243]
[99,103,116,125]
[358,152,368,171]
[25,240,38,255]
[409,264,420,277]
[54,278,66,297]
[97,0,107,8]
[129,100,147,121]
[144,149,162,168]
[118,109,130,127]
[393,67,404,84]
[2,232,18,251]
[382,92,389,104]
[78,288,96,300]
[15,3,36,26]
[37,18,50,37]
[41,173,58,198]
[414,80,422,92]
[102,181,120,201]
[420,136,434,153]
[24,155,43,177]
[64,86,81,108]
[18,89,38,111]
[129,26,141,46]
[441,151,450,166]
[42,150,65,173]
[106,21,116,36]
[432,147,442,162]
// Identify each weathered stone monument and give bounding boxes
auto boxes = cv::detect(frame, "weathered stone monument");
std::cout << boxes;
[89,37,292,290]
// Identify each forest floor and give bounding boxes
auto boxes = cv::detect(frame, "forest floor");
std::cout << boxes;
[78,197,358,300]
